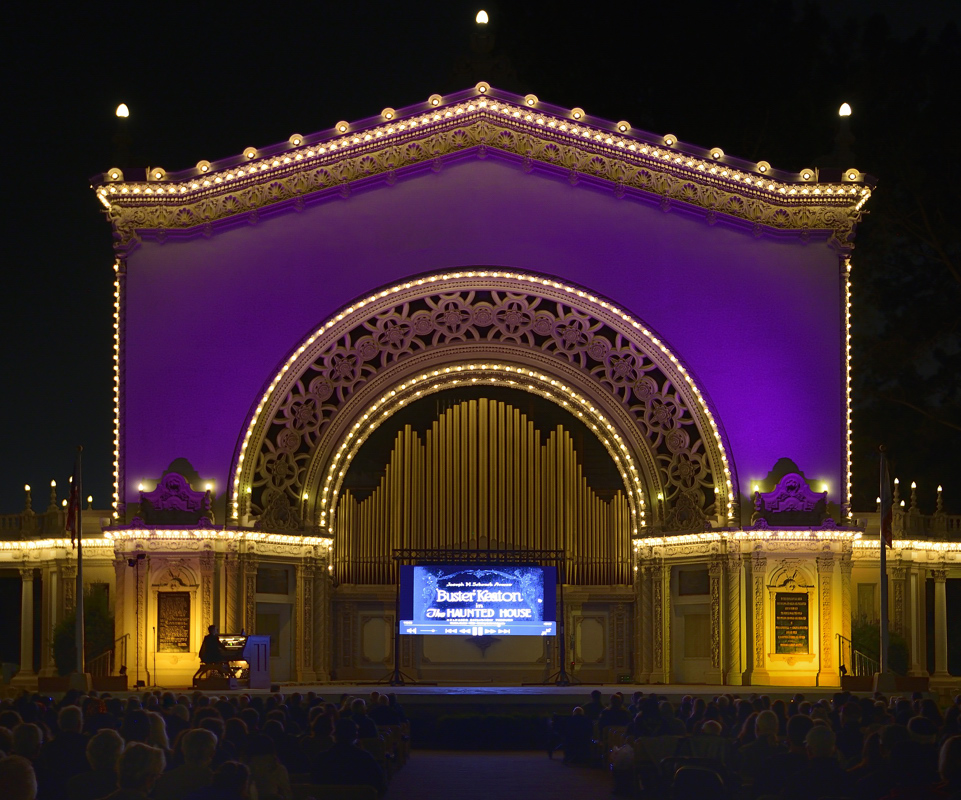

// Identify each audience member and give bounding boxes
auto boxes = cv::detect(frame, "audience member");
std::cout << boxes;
[244,733,291,800]
[310,719,386,796]
[185,761,252,800]
[583,690,604,720]
[105,742,166,800]
[0,754,38,800]
[64,729,124,800]
[562,707,593,765]
[154,728,217,800]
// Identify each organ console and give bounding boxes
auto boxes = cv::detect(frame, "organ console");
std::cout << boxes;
[192,633,271,690]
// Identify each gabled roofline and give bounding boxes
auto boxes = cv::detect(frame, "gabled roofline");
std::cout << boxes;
[92,83,873,253]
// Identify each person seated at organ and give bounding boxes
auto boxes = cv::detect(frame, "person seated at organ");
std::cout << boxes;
[200,626,226,665]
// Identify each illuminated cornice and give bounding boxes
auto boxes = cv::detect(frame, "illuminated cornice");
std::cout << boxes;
[633,529,863,547]
[853,539,961,553]
[93,85,872,253]
[104,528,332,547]
[0,538,115,551]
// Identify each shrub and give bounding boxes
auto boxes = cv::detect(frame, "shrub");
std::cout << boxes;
[52,587,114,676]
[851,613,908,675]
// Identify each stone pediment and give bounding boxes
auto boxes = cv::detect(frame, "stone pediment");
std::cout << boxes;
[752,473,830,528]
[93,85,872,255]
[134,472,213,526]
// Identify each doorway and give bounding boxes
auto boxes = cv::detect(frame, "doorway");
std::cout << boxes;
[255,602,292,682]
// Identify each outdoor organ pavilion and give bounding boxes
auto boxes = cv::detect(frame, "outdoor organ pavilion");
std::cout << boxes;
[4,84,960,691]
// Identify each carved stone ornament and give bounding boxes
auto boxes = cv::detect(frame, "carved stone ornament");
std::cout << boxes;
[95,92,869,255]
[152,559,199,589]
[240,276,730,533]
[135,472,213,526]
[752,473,828,528]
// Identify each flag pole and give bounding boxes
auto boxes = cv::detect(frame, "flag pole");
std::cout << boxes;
[75,446,86,677]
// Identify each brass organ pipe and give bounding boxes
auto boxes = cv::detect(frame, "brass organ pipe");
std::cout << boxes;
[336,398,631,585]
[460,402,468,547]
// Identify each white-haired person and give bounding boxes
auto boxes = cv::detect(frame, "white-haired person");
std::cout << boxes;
[736,709,779,789]
[64,729,124,800]
[102,742,165,800]
[154,728,217,800]
[0,754,38,800]
[782,723,852,800]
[145,711,171,756]
[37,704,89,796]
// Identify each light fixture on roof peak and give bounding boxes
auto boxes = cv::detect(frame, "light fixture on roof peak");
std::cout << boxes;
[839,102,852,117]
[116,103,129,118]
[476,10,489,24]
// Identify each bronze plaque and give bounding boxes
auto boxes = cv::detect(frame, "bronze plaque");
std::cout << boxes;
[774,592,809,654]
[157,592,191,653]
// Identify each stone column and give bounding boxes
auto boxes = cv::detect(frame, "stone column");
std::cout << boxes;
[135,556,147,687]
[314,555,331,681]
[891,562,905,637]
[200,550,214,632]
[226,552,241,633]
[14,567,36,684]
[816,554,836,686]
[243,557,258,633]
[724,552,743,684]
[39,564,58,677]
[61,564,77,617]
[707,557,723,684]
[214,552,226,631]
[114,557,127,674]
[932,568,949,678]
[635,562,651,683]
[907,566,927,677]
[295,561,317,682]
[612,602,629,675]
[745,553,768,684]
[650,563,665,683]
[840,552,853,645]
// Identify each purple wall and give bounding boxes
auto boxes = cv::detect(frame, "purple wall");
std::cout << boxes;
[124,156,843,515]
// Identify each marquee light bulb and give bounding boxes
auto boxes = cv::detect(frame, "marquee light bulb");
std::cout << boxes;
[476,10,488,24]
[911,481,917,489]
[50,479,56,487]
[138,483,144,491]
[116,103,129,118]
[87,495,93,504]
[839,102,852,117]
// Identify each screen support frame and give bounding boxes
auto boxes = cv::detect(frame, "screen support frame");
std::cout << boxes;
[381,549,572,686]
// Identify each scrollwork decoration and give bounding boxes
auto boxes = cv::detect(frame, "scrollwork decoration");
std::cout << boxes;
[248,286,720,532]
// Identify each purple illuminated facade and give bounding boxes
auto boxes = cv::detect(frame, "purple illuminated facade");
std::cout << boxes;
[92,86,872,685]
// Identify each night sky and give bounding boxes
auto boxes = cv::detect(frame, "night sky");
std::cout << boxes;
[2,0,959,517]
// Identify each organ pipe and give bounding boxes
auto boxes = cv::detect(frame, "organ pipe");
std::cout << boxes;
[334,398,631,585]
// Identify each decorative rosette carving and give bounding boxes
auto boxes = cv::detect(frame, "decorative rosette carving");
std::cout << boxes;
[244,282,725,532]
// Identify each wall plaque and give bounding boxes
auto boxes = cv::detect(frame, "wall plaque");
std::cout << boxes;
[774,592,809,654]
[157,591,191,653]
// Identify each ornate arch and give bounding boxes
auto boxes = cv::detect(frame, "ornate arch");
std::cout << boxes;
[232,270,738,533]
